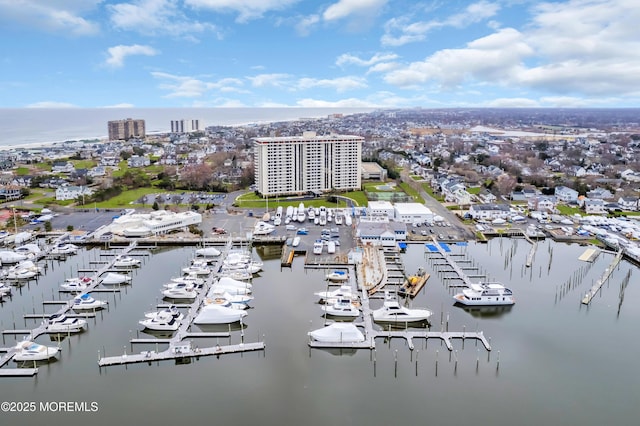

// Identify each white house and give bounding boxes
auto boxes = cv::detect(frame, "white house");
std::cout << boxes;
[367,200,395,218]
[584,199,607,215]
[52,161,74,174]
[555,186,579,203]
[127,155,151,168]
[356,221,407,247]
[468,203,511,221]
[617,196,639,211]
[527,195,556,213]
[55,185,93,201]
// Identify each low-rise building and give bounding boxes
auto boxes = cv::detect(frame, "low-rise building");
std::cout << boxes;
[468,203,510,221]
[393,203,434,224]
[55,185,93,201]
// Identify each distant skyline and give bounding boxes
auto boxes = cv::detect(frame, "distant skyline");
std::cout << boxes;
[1,0,638,109]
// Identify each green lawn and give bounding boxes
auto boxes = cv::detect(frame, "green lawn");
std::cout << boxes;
[35,163,52,171]
[90,187,181,208]
[111,160,129,178]
[556,204,583,216]
[15,167,30,176]
[399,182,424,204]
[70,159,97,169]
[233,192,364,209]
[467,186,482,195]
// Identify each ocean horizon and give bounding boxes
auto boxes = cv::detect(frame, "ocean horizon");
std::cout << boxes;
[0,107,376,149]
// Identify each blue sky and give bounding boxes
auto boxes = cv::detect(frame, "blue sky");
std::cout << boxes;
[1,0,638,108]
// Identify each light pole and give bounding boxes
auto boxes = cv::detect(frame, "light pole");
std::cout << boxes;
[10,204,17,234]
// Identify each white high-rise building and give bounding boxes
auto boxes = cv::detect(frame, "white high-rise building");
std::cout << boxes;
[254,131,363,197]
[171,119,200,133]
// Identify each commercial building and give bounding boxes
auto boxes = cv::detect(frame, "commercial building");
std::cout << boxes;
[253,131,363,197]
[393,203,434,224]
[108,118,145,141]
[171,119,200,133]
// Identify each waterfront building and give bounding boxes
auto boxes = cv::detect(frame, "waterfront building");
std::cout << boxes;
[253,131,363,197]
[468,203,510,221]
[393,203,434,225]
[368,200,395,218]
[171,119,200,133]
[108,118,145,141]
[101,210,202,237]
[356,219,407,246]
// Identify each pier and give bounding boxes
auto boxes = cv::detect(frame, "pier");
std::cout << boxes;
[97,242,266,369]
[424,238,478,288]
[581,249,624,305]
[0,241,139,376]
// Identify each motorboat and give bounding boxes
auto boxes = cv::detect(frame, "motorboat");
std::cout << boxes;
[5,260,40,280]
[216,276,253,291]
[253,221,275,235]
[195,247,221,258]
[169,275,205,288]
[113,255,141,268]
[315,285,359,304]
[13,340,59,362]
[0,250,27,264]
[162,284,198,299]
[292,236,301,247]
[0,282,12,297]
[221,260,262,274]
[45,313,87,333]
[327,241,336,254]
[14,243,42,256]
[193,304,248,324]
[101,272,132,285]
[308,322,365,343]
[313,240,323,255]
[50,243,79,255]
[144,305,184,321]
[218,269,253,281]
[139,312,180,331]
[372,292,433,323]
[207,287,253,309]
[72,293,107,311]
[60,276,94,292]
[325,270,348,282]
[453,282,515,306]
[182,260,212,276]
[321,298,360,318]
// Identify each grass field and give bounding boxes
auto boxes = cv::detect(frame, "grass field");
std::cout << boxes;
[90,188,183,208]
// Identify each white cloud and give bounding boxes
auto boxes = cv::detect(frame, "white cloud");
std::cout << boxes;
[0,0,100,35]
[296,76,368,93]
[26,101,78,108]
[108,0,220,39]
[294,14,320,36]
[381,1,500,47]
[185,0,299,23]
[295,97,378,108]
[384,28,532,88]
[151,72,245,98]
[104,45,159,68]
[336,52,398,67]
[247,73,292,88]
[323,0,388,22]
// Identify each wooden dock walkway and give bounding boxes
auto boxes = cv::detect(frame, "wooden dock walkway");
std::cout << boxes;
[581,249,623,305]
[0,241,139,376]
[97,241,266,368]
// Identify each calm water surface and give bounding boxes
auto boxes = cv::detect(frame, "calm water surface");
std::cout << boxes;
[1,239,639,426]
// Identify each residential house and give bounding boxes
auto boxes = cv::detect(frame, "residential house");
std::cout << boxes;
[554,186,579,203]
[127,155,151,168]
[88,166,106,177]
[528,195,556,213]
[617,196,639,211]
[584,199,607,215]
[55,185,93,201]
[468,203,511,221]
[586,187,614,200]
[0,185,22,201]
[52,161,75,174]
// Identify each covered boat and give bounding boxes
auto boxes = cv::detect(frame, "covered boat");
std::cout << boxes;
[196,247,221,258]
[308,323,365,343]
[325,270,349,282]
[193,304,248,324]
[101,272,132,285]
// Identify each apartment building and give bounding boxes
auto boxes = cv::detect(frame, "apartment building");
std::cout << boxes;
[254,131,363,197]
[108,118,145,141]
[171,119,200,133]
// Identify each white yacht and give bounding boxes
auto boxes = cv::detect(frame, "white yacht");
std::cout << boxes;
[162,284,198,299]
[50,243,79,255]
[113,255,141,268]
[321,298,360,318]
[0,282,12,297]
[5,260,40,280]
[60,276,94,292]
[308,323,365,343]
[372,292,433,323]
[207,287,253,309]
[325,270,348,282]
[182,260,212,276]
[169,275,205,288]
[193,304,248,324]
[453,282,515,306]
[45,313,87,333]
[72,293,107,311]
[297,203,306,222]
[144,305,184,322]
[344,214,352,226]
[292,236,301,247]
[14,243,42,256]
[139,312,180,331]
[13,341,59,362]
[327,241,336,254]
[0,250,27,264]
[315,285,358,304]
[253,220,275,235]
[313,240,324,255]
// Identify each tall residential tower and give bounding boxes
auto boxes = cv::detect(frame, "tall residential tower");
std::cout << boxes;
[254,131,363,197]
[108,118,145,140]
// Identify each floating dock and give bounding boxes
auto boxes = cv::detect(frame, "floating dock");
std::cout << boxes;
[581,249,623,305]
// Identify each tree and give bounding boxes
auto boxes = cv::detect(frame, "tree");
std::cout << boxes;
[152,201,159,210]
[44,221,52,232]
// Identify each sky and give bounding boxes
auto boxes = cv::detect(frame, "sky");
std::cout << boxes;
[0,0,638,109]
